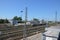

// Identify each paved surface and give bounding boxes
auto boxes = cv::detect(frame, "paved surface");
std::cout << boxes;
[21,33,43,40]
[45,26,60,32]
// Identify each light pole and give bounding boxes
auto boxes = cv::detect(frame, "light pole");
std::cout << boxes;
[23,7,28,40]
[55,11,57,25]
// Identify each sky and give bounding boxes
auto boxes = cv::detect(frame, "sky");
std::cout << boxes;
[0,0,60,21]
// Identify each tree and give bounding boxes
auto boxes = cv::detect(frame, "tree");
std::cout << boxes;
[0,19,4,23]
[13,16,22,23]
[0,19,10,23]
[33,18,40,22]
[13,16,18,20]
[33,18,40,24]
[4,19,10,23]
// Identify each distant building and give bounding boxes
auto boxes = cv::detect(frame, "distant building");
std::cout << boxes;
[9,19,18,25]
[14,20,40,26]
[30,20,40,25]
[12,20,18,25]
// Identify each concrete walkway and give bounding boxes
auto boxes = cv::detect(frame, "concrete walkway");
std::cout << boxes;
[21,33,43,40]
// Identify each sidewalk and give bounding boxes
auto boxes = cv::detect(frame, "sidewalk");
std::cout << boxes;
[21,33,43,40]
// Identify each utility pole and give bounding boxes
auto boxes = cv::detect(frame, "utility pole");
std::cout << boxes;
[23,7,28,40]
[55,11,57,25]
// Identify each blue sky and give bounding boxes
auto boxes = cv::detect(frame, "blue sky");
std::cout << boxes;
[0,0,60,21]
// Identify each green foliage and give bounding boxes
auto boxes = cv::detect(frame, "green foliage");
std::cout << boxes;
[4,19,10,23]
[0,19,4,23]
[33,18,39,21]
[13,16,22,23]
[0,19,10,24]
[33,18,40,23]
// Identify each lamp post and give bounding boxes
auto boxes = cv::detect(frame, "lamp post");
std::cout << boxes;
[55,11,57,25]
[23,7,28,40]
